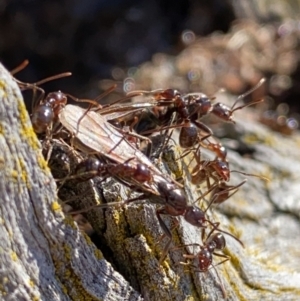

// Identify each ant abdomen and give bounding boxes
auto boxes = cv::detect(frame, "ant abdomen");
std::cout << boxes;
[179,122,199,148]
[31,105,54,133]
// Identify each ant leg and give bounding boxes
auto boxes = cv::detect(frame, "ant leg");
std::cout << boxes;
[69,194,149,215]
[193,120,213,140]
[230,170,270,182]
[212,252,230,264]
[118,126,152,152]
[210,263,227,298]
[156,218,180,247]
[210,179,247,205]
[156,208,174,264]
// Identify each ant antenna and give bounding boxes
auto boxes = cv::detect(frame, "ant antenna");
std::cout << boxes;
[10,60,29,75]
[230,78,266,111]
[230,170,269,182]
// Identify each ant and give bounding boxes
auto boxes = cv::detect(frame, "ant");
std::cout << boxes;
[152,178,244,263]
[13,65,129,136]
[11,67,72,134]
[176,229,230,298]
[124,79,265,161]
[191,147,268,190]
[63,154,243,266]
[127,88,213,149]
[208,180,247,205]
[199,139,227,161]
[59,156,155,195]
[190,152,231,186]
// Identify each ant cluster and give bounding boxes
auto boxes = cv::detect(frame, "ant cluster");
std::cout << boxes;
[14,63,266,298]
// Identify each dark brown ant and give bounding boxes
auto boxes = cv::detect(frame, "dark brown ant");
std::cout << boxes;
[208,180,247,205]
[31,91,68,133]
[126,88,213,149]
[64,156,152,186]
[177,230,230,298]
[125,79,265,157]
[191,155,231,186]
[66,156,243,264]
[208,78,265,123]
[152,178,244,263]
[12,70,73,134]
[191,147,269,190]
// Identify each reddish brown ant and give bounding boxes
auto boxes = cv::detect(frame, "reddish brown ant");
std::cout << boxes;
[60,156,154,194]
[208,180,247,205]
[176,230,230,298]
[208,78,265,123]
[199,139,227,161]
[31,91,68,133]
[11,68,73,134]
[191,154,231,186]
[152,178,244,263]
[120,79,265,162]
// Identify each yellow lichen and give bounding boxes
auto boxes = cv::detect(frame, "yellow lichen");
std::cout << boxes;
[0,123,4,135]
[82,232,93,245]
[32,295,40,301]
[94,249,103,260]
[243,133,275,147]
[0,79,5,89]
[54,243,101,301]
[18,158,31,189]
[11,170,19,181]
[63,216,77,229]
[29,279,35,287]
[37,154,50,173]
[17,100,40,150]
[10,251,18,261]
[51,201,62,212]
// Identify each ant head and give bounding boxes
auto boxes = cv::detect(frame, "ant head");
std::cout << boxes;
[206,233,226,251]
[44,91,68,116]
[212,78,265,123]
[213,159,230,182]
[184,205,206,227]
[212,102,235,123]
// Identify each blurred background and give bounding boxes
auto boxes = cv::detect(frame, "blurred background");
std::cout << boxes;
[1,0,300,130]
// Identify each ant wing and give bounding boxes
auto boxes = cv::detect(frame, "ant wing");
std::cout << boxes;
[59,104,169,195]
[99,101,159,116]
